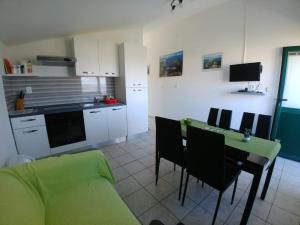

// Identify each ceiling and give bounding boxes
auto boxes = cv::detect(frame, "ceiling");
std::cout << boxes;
[0,0,231,46]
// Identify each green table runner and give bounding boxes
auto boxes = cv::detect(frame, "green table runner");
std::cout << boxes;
[181,119,281,163]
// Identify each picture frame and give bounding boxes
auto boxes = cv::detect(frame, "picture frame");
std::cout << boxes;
[203,53,223,70]
[159,51,183,77]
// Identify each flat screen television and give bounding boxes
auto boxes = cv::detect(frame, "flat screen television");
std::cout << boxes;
[230,62,262,82]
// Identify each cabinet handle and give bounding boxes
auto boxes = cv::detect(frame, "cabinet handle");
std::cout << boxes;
[133,89,136,92]
[112,73,115,75]
[90,111,101,114]
[137,89,142,92]
[137,84,142,86]
[82,71,94,74]
[20,119,36,122]
[105,72,109,75]
[23,129,38,134]
[112,108,121,111]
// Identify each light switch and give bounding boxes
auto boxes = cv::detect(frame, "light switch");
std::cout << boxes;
[26,87,32,94]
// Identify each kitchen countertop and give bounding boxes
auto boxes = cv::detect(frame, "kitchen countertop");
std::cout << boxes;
[9,102,126,118]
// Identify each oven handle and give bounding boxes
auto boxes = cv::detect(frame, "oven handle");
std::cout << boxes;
[112,108,122,111]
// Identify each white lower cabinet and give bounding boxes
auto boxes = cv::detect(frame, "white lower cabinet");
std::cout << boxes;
[11,106,128,158]
[13,126,50,158]
[83,108,109,145]
[107,106,127,140]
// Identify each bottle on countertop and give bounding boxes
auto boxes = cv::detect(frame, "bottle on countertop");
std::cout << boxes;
[27,60,33,74]
[20,60,27,74]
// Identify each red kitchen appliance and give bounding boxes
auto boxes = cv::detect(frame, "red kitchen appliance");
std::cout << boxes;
[104,98,118,105]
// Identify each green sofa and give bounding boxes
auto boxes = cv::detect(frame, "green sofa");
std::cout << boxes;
[0,150,140,225]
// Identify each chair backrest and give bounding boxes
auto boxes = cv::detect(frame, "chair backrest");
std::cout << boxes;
[239,112,255,133]
[155,116,185,165]
[219,109,232,130]
[255,114,272,139]
[207,108,219,126]
[186,126,225,190]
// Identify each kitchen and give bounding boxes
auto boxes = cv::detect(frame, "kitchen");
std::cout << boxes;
[2,30,148,159]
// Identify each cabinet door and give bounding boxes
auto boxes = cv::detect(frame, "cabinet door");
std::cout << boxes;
[124,43,147,87]
[83,108,109,145]
[107,106,127,139]
[126,88,148,136]
[98,41,119,77]
[13,126,50,158]
[73,36,100,76]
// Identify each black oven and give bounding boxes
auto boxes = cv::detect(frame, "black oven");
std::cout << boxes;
[45,110,86,148]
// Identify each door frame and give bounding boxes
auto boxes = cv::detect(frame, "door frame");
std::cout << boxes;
[271,46,300,140]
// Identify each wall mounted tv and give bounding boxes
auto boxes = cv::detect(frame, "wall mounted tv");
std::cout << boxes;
[229,62,262,82]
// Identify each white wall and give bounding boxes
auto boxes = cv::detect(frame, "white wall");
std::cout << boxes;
[144,0,300,129]
[5,27,143,76]
[0,41,17,167]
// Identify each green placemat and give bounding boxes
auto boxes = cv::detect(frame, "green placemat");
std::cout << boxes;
[181,119,281,163]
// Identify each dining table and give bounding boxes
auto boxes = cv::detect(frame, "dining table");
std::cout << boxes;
[181,119,281,225]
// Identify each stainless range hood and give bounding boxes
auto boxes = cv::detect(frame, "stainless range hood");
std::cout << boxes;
[36,56,77,67]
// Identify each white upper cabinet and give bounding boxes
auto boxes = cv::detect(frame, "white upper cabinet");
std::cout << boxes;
[73,36,119,77]
[73,36,100,76]
[98,40,119,77]
[119,43,147,87]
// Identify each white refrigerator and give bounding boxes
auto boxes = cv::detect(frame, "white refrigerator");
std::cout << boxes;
[116,42,148,137]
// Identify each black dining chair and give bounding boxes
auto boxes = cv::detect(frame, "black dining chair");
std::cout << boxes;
[239,112,255,133]
[219,109,232,130]
[155,116,186,200]
[207,108,219,126]
[255,114,272,139]
[181,126,241,225]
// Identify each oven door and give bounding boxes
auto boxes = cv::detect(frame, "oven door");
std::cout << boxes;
[45,111,86,148]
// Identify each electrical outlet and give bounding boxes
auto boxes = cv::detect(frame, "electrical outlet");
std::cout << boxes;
[26,87,32,94]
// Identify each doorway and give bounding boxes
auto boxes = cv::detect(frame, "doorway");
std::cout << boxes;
[272,46,300,162]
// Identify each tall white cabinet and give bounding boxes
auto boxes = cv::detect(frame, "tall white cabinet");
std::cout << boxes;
[117,43,148,137]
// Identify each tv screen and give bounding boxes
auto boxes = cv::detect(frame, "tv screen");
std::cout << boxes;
[230,62,261,82]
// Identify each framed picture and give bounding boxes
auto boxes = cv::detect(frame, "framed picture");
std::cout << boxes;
[159,51,183,77]
[203,53,222,70]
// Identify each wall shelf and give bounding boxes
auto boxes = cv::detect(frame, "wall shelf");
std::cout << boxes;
[231,91,265,96]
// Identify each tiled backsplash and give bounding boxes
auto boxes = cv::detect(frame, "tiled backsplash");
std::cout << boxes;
[3,76,115,111]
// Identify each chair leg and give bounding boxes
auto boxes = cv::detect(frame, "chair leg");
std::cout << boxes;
[212,192,223,225]
[178,167,184,200]
[181,173,190,207]
[174,163,176,171]
[231,177,239,205]
[155,157,160,185]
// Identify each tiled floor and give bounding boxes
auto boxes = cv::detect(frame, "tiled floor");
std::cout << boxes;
[101,118,300,225]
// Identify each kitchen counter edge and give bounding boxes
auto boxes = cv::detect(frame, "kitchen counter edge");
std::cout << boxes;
[9,103,127,118]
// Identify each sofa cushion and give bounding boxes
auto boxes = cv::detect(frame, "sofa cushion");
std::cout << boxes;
[45,177,140,225]
[31,151,115,203]
[0,170,45,225]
